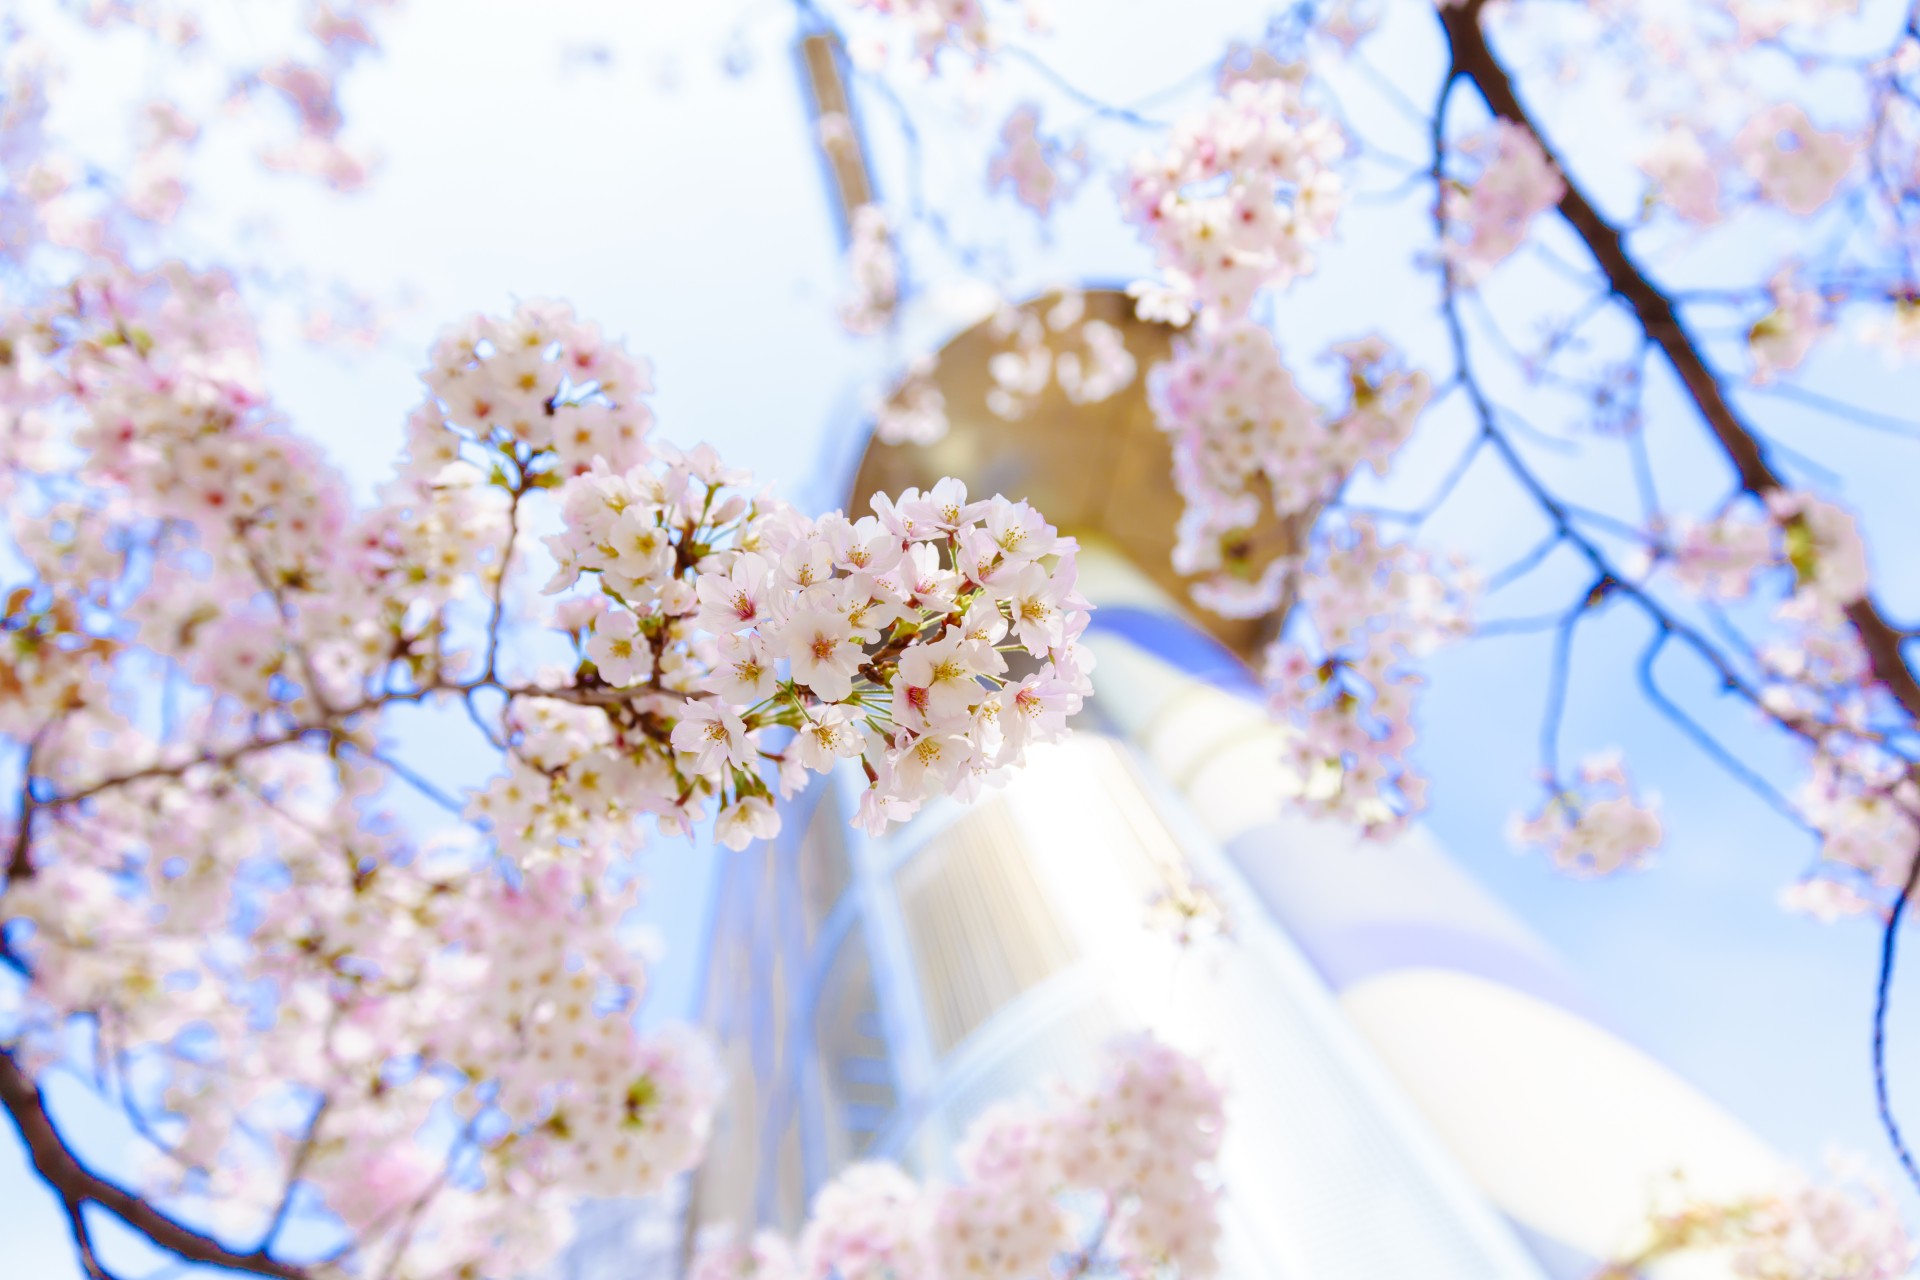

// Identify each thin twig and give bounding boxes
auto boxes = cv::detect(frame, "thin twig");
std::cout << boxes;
[259,1097,329,1256]
[1873,852,1920,1192]
[341,742,465,815]
[1746,379,1920,440]
[1539,599,1585,782]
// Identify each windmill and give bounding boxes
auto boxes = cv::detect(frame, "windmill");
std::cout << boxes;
[557,21,1787,1280]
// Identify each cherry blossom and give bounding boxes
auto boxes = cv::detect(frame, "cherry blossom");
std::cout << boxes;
[1512,752,1663,878]
[1,0,393,295]
[1780,876,1882,925]
[10,3,1920,1276]
[535,443,1093,847]
[1666,511,1775,601]
[696,1036,1226,1280]
[1735,103,1857,218]
[0,282,1090,1276]
[1265,520,1472,836]
[1860,296,1920,361]
[1729,0,1862,44]
[1116,58,1453,843]
[1597,1160,1914,1279]
[1768,491,1870,617]
[693,1229,801,1280]
[1120,75,1346,324]
[988,103,1088,219]
[1140,317,1453,834]
[846,0,1039,71]
[841,203,901,336]
[1799,750,1920,899]
[1152,323,1433,620]
[1638,125,1722,224]
[1662,492,1868,621]
[1441,120,1563,284]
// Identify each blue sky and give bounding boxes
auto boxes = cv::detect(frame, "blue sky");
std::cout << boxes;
[7,0,1920,1274]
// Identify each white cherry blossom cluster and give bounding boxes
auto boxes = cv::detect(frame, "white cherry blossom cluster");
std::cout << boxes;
[1638,489,1904,905]
[1862,297,1920,362]
[1152,319,1318,546]
[1748,548,1914,902]
[412,298,655,481]
[846,0,1053,71]
[1735,103,1859,219]
[694,1035,1226,1280]
[1728,0,1862,43]
[850,0,987,70]
[2,283,1090,1278]
[1666,511,1776,600]
[1,0,390,279]
[1737,1177,1915,1279]
[692,1229,805,1280]
[4,740,713,1280]
[1440,120,1563,284]
[1510,751,1664,878]
[1152,323,1432,618]
[535,461,1092,847]
[1,284,658,1277]
[1113,47,1463,844]
[1663,494,1867,621]
[1602,1161,1914,1280]
[1748,273,1825,385]
[1757,634,1918,915]
[1638,125,1723,224]
[1797,751,1920,901]
[988,103,1088,219]
[1555,3,1876,244]
[1120,75,1346,325]
[3,266,510,724]
[841,203,901,336]
[1768,491,1870,619]
[1264,520,1473,836]
[305,865,715,1276]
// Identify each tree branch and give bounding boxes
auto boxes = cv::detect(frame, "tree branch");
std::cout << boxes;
[1873,853,1920,1192]
[1438,0,1920,722]
[0,1050,312,1280]
[61,1186,113,1280]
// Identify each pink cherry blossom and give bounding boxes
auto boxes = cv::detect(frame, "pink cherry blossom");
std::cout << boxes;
[709,1037,1225,1280]
[1749,273,1824,384]
[1120,77,1347,324]
[988,104,1087,218]
[1639,125,1722,224]
[1736,103,1857,217]
[1441,120,1563,284]
[1511,752,1664,877]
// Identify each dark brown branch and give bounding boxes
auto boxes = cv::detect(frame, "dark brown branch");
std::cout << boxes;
[1438,0,1920,722]
[0,1049,312,1280]
[7,732,44,880]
